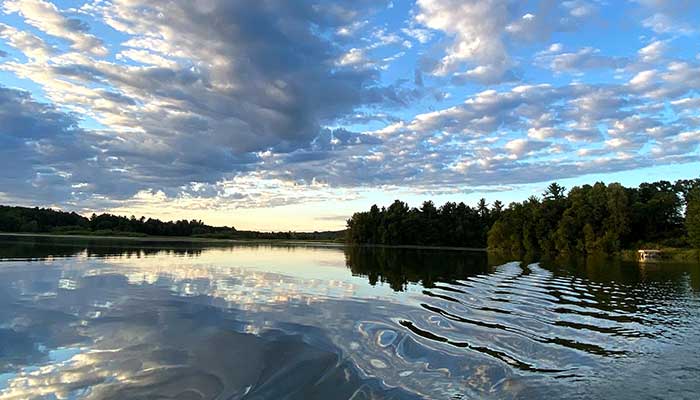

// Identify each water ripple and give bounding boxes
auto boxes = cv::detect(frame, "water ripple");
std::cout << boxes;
[398,262,698,378]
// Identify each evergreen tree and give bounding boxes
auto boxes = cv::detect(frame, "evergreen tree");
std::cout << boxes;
[687,188,700,249]
[345,178,696,253]
[543,182,566,201]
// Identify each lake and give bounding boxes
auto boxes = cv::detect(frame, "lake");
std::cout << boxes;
[0,235,698,399]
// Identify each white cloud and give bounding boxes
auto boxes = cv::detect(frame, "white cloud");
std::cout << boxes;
[536,47,626,73]
[415,0,512,79]
[0,22,54,60]
[401,27,432,44]
[629,70,657,89]
[3,0,107,56]
[504,138,550,157]
[642,13,694,35]
[638,40,667,63]
[414,0,597,83]
[0,0,697,212]
[115,49,178,68]
[563,0,597,18]
[636,0,700,35]
[337,47,368,66]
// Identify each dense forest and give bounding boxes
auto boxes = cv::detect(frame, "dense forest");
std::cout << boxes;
[0,205,344,241]
[346,199,498,248]
[346,179,700,255]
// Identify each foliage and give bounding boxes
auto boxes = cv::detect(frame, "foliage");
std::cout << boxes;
[687,187,700,249]
[0,205,231,237]
[346,199,497,248]
[0,205,344,240]
[346,179,700,255]
[491,179,700,256]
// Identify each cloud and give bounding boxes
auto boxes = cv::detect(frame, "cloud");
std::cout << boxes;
[401,27,433,44]
[638,40,668,63]
[337,47,370,67]
[414,0,596,83]
[0,86,98,203]
[0,0,698,213]
[0,0,410,204]
[641,13,693,35]
[635,0,700,35]
[415,0,513,81]
[3,0,107,55]
[504,138,550,157]
[0,22,54,60]
[536,46,627,73]
[273,77,699,188]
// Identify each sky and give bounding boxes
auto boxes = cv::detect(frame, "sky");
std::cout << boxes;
[0,0,698,231]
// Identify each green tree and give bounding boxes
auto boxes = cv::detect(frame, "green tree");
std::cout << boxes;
[602,183,629,251]
[346,178,696,253]
[543,182,567,201]
[687,188,700,249]
[487,220,509,252]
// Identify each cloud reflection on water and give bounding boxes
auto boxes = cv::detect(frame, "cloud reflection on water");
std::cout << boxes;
[0,238,699,399]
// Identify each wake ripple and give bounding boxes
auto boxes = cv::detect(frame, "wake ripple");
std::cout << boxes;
[397,262,697,377]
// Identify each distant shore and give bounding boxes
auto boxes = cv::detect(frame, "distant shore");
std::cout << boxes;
[0,232,490,252]
[0,232,346,248]
[4,233,698,261]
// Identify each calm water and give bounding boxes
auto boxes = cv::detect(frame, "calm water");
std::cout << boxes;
[0,236,699,399]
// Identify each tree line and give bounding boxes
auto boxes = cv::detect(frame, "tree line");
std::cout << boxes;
[346,179,700,254]
[0,205,343,241]
[346,198,500,248]
[0,205,233,237]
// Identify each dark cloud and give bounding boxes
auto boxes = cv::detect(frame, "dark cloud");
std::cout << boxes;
[80,0,398,151]
[0,86,92,203]
[0,86,79,140]
[0,0,408,204]
[0,0,697,210]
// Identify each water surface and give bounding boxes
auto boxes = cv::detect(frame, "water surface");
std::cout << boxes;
[0,236,698,399]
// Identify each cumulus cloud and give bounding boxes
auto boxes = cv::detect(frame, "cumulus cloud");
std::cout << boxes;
[272,75,699,188]
[0,86,97,203]
[414,0,596,83]
[536,46,627,73]
[0,0,410,205]
[634,0,700,35]
[415,0,513,80]
[638,40,668,63]
[0,22,54,60]
[504,138,550,157]
[3,0,107,55]
[0,0,697,212]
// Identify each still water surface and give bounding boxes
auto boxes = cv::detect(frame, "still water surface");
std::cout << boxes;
[0,236,699,399]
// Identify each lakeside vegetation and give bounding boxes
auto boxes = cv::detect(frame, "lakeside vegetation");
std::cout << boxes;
[346,198,497,248]
[346,179,700,257]
[3,177,699,258]
[0,205,344,242]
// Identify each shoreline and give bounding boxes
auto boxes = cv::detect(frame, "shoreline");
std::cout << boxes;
[2,233,696,260]
[0,232,489,252]
[0,232,345,248]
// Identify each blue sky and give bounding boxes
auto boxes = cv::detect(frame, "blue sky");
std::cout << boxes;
[0,0,698,230]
